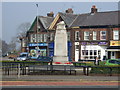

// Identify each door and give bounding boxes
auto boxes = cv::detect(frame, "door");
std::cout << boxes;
[111,51,115,59]
[75,49,79,62]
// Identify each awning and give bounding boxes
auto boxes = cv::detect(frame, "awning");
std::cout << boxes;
[107,46,120,51]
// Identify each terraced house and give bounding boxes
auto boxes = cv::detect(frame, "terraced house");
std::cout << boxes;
[20,5,120,61]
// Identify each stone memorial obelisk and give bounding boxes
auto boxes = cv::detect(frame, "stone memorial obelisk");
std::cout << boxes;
[53,21,68,63]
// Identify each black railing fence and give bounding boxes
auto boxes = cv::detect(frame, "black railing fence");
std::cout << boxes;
[2,61,120,76]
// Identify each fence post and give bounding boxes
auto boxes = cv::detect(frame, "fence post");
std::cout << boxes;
[109,67,112,76]
[86,66,89,76]
[18,63,20,78]
[83,67,86,75]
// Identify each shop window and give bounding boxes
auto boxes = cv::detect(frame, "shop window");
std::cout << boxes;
[90,50,92,55]
[112,52,114,56]
[86,50,88,55]
[113,30,119,40]
[82,49,100,60]
[75,31,80,41]
[100,31,106,40]
[94,50,97,55]
[84,32,89,40]
[98,50,101,59]
[82,50,85,55]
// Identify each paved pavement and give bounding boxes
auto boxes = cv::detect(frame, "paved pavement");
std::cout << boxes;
[2,75,119,81]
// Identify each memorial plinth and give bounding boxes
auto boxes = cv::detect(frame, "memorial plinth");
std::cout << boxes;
[53,21,68,63]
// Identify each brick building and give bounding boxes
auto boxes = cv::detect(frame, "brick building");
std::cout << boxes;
[21,5,120,61]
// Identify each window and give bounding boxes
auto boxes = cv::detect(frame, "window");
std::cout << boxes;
[113,31,119,40]
[22,39,26,47]
[98,50,101,59]
[34,34,37,42]
[82,50,85,55]
[86,50,88,55]
[67,32,70,41]
[94,50,97,55]
[75,45,79,50]
[75,31,80,40]
[30,34,36,42]
[81,49,101,60]
[44,34,47,42]
[37,34,41,42]
[100,31,106,40]
[30,34,33,42]
[84,32,89,40]
[112,52,114,56]
[93,31,97,40]
[40,34,43,42]
[50,33,54,41]
[90,50,92,55]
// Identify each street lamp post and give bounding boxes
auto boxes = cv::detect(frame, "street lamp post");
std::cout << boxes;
[36,4,39,57]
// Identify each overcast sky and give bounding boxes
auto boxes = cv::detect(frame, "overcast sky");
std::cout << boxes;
[2,1,119,43]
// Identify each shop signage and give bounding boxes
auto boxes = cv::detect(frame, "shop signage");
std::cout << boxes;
[98,42,108,45]
[110,41,120,46]
[28,43,48,46]
[81,42,98,45]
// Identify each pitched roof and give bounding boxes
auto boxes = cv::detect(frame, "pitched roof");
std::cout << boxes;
[59,12,78,27]
[38,16,54,29]
[71,11,120,27]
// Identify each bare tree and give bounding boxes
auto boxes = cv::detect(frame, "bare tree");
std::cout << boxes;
[8,37,17,52]
[16,22,31,52]
[1,40,9,55]
[17,22,31,38]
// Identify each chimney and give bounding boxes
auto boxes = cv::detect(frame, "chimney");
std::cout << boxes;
[47,12,54,17]
[65,8,73,13]
[91,5,98,13]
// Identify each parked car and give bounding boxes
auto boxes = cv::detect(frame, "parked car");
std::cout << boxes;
[16,52,30,61]
[105,59,120,66]
[36,56,53,62]
[8,54,18,59]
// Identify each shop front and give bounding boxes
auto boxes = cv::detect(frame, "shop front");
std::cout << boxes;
[81,42,108,61]
[28,43,48,59]
[107,41,120,59]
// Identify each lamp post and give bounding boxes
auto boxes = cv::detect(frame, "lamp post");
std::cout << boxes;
[36,4,39,57]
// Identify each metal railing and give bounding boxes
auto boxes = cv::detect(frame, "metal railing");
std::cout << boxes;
[2,62,120,76]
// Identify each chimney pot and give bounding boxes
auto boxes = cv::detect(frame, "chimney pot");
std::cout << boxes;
[47,12,54,17]
[91,5,98,13]
[65,8,73,13]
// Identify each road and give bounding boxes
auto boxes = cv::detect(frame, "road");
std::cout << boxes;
[1,75,119,89]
